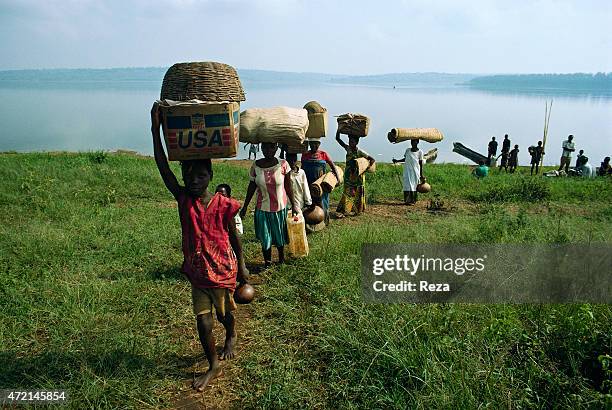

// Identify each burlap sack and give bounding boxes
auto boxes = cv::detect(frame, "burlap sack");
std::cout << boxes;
[239,107,308,145]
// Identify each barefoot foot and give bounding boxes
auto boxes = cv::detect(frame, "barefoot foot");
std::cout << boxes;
[221,333,237,360]
[193,365,222,391]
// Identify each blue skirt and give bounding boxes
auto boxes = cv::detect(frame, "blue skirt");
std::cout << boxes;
[254,208,289,250]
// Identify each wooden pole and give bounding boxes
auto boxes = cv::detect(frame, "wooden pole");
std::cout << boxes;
[541,99,553,167]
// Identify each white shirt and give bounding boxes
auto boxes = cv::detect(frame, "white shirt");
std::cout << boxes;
[289,168,312,212]
[562,140,575,158]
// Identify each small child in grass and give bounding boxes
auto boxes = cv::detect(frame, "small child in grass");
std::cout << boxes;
[150,103,249,391]
[216,183,244,235]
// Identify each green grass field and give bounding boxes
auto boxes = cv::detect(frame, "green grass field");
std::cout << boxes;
[1,152,611,409]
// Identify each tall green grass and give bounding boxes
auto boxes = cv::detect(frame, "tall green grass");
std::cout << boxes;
[1,153,610,409]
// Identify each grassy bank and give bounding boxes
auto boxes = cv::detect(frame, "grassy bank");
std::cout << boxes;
[1,152,610,409]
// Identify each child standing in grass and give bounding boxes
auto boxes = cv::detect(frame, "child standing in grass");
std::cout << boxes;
[151,103,248,391]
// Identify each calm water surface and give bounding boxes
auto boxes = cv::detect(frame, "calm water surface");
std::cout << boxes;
[0,81,610,165]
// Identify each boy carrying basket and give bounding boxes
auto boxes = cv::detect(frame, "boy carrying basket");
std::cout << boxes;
[151,103,249,391]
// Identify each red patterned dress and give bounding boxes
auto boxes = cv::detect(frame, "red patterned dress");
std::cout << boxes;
[178,192,241,291]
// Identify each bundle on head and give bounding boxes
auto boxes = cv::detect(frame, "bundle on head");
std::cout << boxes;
[387,128,444,144]
[337,113,370,137]
[160,62,245,102]
[304,101,328,139]
[239,107,308,146]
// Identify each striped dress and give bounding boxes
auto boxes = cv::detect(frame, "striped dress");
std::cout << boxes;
[249,159,291,250]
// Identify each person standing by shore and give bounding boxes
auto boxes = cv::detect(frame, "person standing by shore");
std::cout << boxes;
[502,134,511,154]
[487,137,498,165]
[558,134,575,173]
[335,130,375,217]
[530,141,544,175]
[508,144,519,173]
[392,139,424,205]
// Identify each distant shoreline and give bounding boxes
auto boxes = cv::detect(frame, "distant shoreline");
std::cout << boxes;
[1,68,610,93]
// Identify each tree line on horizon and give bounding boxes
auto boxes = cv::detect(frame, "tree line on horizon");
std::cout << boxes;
[0,68,610,91]
[469,73,612,91]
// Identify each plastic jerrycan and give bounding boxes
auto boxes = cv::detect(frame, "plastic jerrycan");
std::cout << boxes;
[287,212,309,257]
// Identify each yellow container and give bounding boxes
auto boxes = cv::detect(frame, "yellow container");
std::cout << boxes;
[287,213,309,258]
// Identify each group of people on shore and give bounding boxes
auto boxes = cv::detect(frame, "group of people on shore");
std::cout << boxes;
[483,133,611,177]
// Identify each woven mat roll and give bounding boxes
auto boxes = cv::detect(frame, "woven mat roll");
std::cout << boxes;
[388,128,444,143]
[321,166,344,193]
[310,175,325,198]
[337,113,370,137]
[160,62,245,102]
[239,107,308,145]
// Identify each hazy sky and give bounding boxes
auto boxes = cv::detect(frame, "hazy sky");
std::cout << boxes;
[0,0,610,74]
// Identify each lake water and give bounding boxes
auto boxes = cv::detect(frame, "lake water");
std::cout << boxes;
[0,81,610,165]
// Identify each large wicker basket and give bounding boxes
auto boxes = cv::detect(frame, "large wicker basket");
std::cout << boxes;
[160,62,245,102]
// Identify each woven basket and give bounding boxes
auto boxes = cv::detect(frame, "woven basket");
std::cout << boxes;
[387,128,444,143]
[160,62,245,102]
[337,113,370,137]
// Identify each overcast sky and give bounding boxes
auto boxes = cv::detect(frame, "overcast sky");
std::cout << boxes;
[0,0,610,74]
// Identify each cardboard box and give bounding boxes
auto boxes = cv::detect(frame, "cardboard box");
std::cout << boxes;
[305,111,328,139]
[159,100,240,160]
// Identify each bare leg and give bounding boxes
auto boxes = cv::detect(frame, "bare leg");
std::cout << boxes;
[193,314,222,391]
[216,312,237,360]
